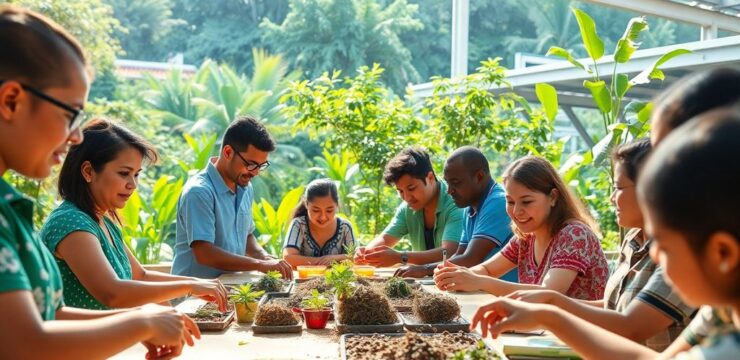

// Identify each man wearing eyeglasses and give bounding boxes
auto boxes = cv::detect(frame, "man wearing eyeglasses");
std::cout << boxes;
[172,116,293,280]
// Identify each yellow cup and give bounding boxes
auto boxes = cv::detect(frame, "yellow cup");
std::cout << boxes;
[297,265,327,279]
[352,265,375,277]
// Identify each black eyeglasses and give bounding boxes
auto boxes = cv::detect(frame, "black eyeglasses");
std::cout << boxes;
[234,150,270,171]
[0,80,86,130]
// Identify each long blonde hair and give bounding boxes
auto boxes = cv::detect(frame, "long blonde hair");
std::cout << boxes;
[503,156,598,239]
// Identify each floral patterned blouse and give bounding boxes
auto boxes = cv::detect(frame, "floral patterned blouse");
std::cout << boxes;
[501,221,609,300]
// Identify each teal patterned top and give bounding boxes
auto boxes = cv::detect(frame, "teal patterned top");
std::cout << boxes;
[41,200,132,310]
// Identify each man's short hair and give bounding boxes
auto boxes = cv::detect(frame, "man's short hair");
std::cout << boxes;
[383,146,434,185]
[222,115,276,153]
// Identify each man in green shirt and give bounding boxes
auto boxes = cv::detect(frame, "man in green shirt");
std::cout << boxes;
[356,147,462,275]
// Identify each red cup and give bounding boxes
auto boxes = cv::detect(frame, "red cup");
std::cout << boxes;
[301,308,332,329]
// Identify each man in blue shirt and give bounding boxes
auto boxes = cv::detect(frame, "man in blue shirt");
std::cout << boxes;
[445,146,517,281]
[172,116,293,279]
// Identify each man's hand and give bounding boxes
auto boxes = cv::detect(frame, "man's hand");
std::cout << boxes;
[258,259,293,280]
[363,245,402,267]
[394,264,433,278]
[353,246,368,265]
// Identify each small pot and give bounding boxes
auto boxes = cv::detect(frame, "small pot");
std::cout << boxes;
[301,307,332,329]
[235,301,258,323]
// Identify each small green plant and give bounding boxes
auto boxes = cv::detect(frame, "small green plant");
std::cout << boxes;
[342,242,358,265]
[384,276,412,299]
[451,341,500,360]
[252,270,284,293]
[300,289,330,310]
[229,284,265,305]
[325,262,357,301]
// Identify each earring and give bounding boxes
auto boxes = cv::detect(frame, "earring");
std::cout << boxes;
[719,261,730,273]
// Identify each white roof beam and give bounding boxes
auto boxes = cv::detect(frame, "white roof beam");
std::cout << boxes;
[587,0,740,33]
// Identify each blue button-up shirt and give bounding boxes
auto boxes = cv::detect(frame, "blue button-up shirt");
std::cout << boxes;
[172,161,255,278]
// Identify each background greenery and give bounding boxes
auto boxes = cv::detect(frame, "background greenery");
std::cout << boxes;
[2,0,698,262]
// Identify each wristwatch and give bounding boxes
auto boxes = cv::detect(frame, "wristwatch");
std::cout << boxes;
[400,251,409,265]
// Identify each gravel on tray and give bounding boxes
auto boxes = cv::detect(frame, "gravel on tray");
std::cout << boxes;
[344,331,489,360]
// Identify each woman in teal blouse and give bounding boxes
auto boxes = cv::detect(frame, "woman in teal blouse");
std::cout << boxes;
[41,119,228,311]
[0,5,199,359]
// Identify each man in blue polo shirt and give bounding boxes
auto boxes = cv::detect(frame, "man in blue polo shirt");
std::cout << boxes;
[172,116,293,279]
[442,146,517,281]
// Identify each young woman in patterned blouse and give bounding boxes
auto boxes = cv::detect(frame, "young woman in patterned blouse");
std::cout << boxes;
[434,156,609,300]
[283,178,357,267]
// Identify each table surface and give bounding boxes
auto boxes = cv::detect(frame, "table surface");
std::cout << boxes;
[112,268,555,360]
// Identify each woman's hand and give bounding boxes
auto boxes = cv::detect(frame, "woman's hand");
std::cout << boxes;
[433,261,482,292]
[506,289,561,305]
[140,304,201,348]
[470,297,551,338]
[188,279,229,312]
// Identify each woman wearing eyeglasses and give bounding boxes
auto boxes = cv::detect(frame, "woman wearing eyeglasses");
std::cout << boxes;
[0,5,200,359]
[39,119,229,312]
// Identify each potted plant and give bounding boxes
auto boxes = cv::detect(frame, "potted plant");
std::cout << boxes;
[229,284,265,323]
[300,289,332,329]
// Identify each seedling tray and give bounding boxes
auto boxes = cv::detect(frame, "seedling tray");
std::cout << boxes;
[251,318,303,334]
[185,307,234,332]
[399,312,471,333]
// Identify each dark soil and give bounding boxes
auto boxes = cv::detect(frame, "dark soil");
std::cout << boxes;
[337,285,396,325]
[412,292,460,323]
[254,303,299,326]
[288,277,334,308]
[345,331,486,360]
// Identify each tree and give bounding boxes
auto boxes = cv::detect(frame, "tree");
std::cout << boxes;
[105,0,183,61]
[285,64,422,233]
[261,0,423,94]
[8,0,122,71]
[161,0,289,73]
[505,0,585,58]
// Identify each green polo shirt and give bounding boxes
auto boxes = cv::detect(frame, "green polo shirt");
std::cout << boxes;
[0,178,64,320]
[382,179,462,251]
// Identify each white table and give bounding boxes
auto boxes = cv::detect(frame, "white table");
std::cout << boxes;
[113,269,554,359]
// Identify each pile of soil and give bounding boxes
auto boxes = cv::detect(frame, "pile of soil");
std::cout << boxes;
[412,292,460,323]
[254,303,299,326]
[345,331,487,360]
[188,303,231,322]
[337,285,396,325]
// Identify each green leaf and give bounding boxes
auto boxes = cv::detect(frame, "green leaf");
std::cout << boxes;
[630,49,692,85]
[535,83,559,121]
[615,74,631,99]
[583,80,612,114]
[637,102,653,123]
[572,8,604,61]
[276,186,305,229]
[614,17,648,63]
[546,46,589,73]
[120,191,142,233]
